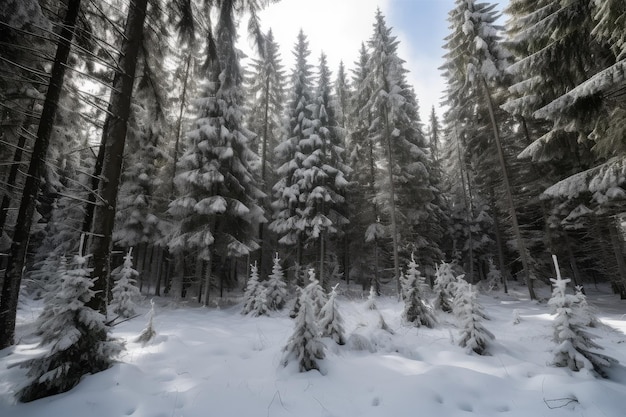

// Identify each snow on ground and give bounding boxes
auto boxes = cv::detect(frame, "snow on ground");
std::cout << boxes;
[1,282,626,417]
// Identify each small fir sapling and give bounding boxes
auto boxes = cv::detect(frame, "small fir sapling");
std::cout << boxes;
[136,299,157,344]
[265,253,288,310]
[456,284,494,355]
[365,285,378,310]
[548,256,616,376]
[575,285,600,327]
[281,287,325,372]
[318,284,346,345]
[484,258,502,292]
[512,309,522,325]
[401,254,436,328]
[242,262,267,315]
[110,247,141,318]
[433,261,456,313]
[303,268,328,317]
[17,243,123,402]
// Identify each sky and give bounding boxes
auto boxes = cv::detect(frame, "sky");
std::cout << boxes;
[241,0,457,122]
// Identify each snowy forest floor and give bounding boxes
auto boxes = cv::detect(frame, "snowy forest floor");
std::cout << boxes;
[1,281,626,417]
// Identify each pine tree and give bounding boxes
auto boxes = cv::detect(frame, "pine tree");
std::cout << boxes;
[456,284,493,355]
[110,248,141,319]
[281,285,325,372]
[365,10,442,290]
[548,274,616,376]
[318,284,346,345]
[265,252,288,310]
[17,247,123,402]
[365,285,378,310]
[302,268,328,317]
[242,262,267,316]
[270,30,314,266]
[433,262,456,313]
[401,254,436,328]
[168,2,266,305]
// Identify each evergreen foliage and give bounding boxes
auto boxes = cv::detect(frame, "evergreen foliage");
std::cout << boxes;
[265,253,288,310]
[302,268,328,317]
[433,262,456,313]
[17,249,123,402]
[401,254,436,328]
[456,284,494,355]
[548,275,616,376]
[281,285,325,372]
[110,248,141,319]
[318,284,346,345]
[242,262,268,316]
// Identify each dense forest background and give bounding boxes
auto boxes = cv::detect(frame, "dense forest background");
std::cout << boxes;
[1,0,625,373]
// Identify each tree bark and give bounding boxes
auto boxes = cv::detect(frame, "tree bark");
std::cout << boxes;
[382,108,401,295]
[0,0,81,348]
[481,77,536,300]
[608,218,626,299]
[87,0,148,314]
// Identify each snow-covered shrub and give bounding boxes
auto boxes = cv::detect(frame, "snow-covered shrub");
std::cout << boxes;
[484,258,502,292]
[401,254,436,328]
[242,262,268,316]
[265,253,288,310]
[548,276,616,376]
[318,284,345,345]
[289,286,302,319]
[136,299,157,345]
[433,261,456,313]
[17,249,123,402]
[281,289,325,372]
[365,285,378,310]
[110,248,141,318]
[456,284,494,355]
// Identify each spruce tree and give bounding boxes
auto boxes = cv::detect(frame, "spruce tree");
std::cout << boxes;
[110,248,141,319]
[265,252,288,310]
[401,254,436,328]
[17,246,123,402]
[168,2,265,305]
[456,284,494,355]
[548,274,616,376]
[318,284,346,345]
[270,30,314,266]
[242,262,267,316]
[433,261,456,313]
[281,284,325,372]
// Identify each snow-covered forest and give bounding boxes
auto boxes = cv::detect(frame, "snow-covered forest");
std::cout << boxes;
[1,0,626,412]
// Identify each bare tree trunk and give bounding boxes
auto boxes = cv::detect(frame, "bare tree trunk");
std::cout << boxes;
[87,0,148,314]
[481,77,536,300]
[455,127,474,282]
[0,0,81,349]
[203,257,213,306]
[0,105,33,237]
[608,218,626,299]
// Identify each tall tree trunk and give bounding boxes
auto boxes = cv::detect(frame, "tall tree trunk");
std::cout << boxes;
[490,191,508,294]
[608,218,626,299]
[0,100,35,236]
[0,0,82,348]
[455,127,474,282]
[382,109,400,295]
[87,0,148,314]
[481,77,536,300]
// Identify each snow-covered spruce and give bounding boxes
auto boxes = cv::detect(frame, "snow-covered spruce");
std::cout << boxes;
[456,284,494,355]
[575,285,600,328]
[241,263,268,316]
[17,250,123,402]
[318,284,345,345]
[302,268,328,317]
[401,255,436,328]
[548,276,616,376]
[136,299,157,345]
[265,253,288,310]
[365,285,378,310]
[484,258,502,292]
[110,248,141,318]
[433,261,456,313]
[281,288,325,372]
